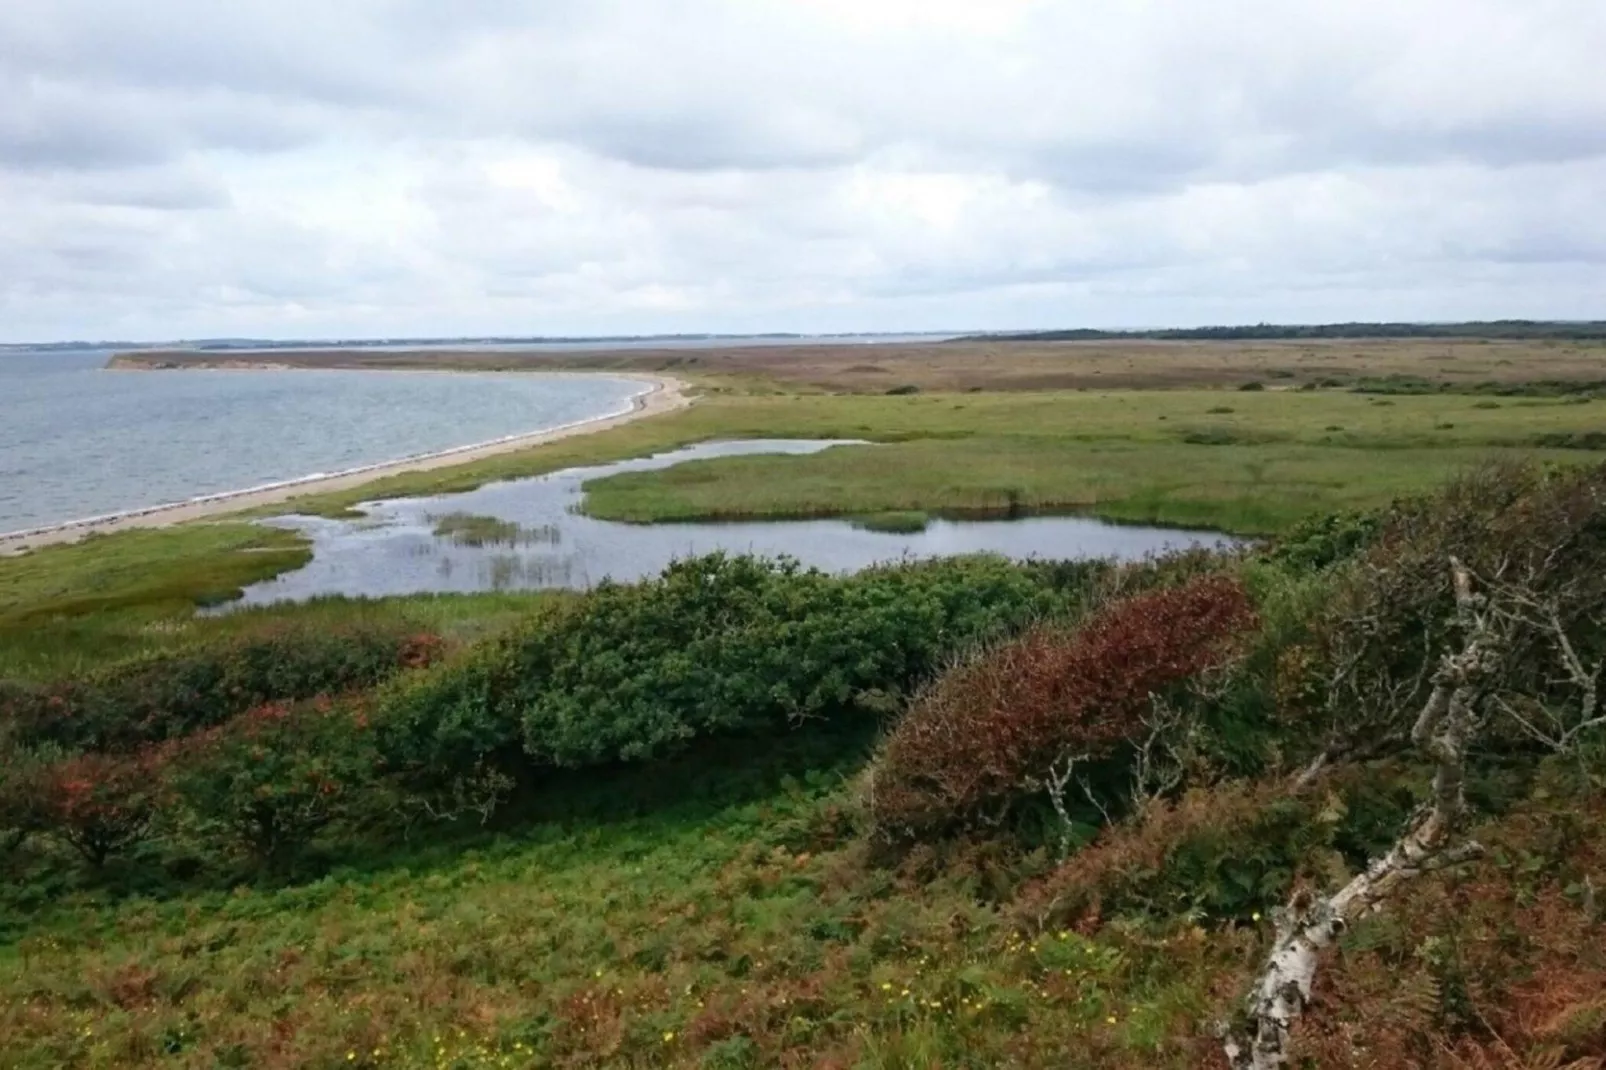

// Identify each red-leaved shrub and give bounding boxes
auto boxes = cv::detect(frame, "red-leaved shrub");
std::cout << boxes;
[164,698,383,865]
[866,574,1259,842]
[35,750,168,866]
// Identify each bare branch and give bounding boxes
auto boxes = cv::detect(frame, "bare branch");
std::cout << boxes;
[1224,558,1491,1070]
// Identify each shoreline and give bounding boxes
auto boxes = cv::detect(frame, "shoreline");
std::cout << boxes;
[1,372,690,555]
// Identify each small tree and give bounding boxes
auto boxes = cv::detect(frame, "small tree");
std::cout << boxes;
[1223,543,1606,1069]
[36,750,167,867]
[167,700,381,866]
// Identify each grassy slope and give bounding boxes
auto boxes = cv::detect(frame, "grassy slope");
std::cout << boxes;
[0,731,1232,1070]
[3,732,1596,1069]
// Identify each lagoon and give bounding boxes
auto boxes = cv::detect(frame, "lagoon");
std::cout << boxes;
[229,440,1237,605]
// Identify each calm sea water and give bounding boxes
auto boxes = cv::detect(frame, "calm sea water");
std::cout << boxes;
[228,440,1238,606]
[0,348,646,534]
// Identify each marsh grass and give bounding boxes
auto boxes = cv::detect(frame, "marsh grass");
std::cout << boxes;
[266,389,1606,536]
[852,511,932,533]
[428,512,561,547]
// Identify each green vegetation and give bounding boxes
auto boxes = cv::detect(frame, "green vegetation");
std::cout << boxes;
[4,461,1606,1067]
[0,524,310,678]
[852,511,932,533]
[258,388,1606,535]
[428,512,559,547]
[7,344,1606,1067]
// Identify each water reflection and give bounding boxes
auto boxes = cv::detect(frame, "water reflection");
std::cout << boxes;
[227,440,1238,607]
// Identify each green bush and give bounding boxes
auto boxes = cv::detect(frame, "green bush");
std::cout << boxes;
[0,739,62,862]
[517,554,1071,766]
[1263,508,1385,572]
[165,699,384,865]
[372,643,524,783]
[378,554,1087,779]
[0,623,445,752]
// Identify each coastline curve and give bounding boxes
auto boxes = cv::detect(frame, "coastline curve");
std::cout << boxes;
[0,372,691,555]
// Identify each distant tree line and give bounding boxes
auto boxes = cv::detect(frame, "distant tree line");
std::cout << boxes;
[959,320,1606,342]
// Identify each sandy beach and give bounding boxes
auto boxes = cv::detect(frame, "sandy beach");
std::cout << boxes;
[1,372,690,555]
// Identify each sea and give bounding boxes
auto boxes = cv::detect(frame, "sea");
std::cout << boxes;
[0,347,649,536]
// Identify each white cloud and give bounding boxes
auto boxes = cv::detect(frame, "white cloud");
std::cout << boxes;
[0,0,1602,340]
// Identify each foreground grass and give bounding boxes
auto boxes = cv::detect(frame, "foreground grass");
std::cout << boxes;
[0,731,1238,1070]
[3,732,1597,1069]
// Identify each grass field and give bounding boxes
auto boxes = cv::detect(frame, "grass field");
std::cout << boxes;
[274,387,1606,532]
[574,390,1606,533]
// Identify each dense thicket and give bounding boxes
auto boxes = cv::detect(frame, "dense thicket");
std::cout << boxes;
[3,554,1099,873]
[377,553,1095,783]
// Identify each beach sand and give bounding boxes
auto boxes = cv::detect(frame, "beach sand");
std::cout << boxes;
[1,373,690,555]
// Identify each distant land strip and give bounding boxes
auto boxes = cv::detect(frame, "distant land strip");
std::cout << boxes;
[955,320,1606,342]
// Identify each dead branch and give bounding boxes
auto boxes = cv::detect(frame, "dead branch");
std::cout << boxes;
[1224,558,1493,1070]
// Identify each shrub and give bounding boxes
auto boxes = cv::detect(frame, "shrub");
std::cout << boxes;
[377,554,1083,780]
[1012,765,1418,930]
[166,699,383,865]
[516,554,1069,767]
[1263,508,1385,572]
[1303,461,1606,764]
[1238,381,1266,392]
[1529,430,1606,450]
[1012,781,1319,928]
[0,738,59,861]
[34,750,168,866]
[865,574,1260,843]
[885,384,921,395]
[1,624,446,752]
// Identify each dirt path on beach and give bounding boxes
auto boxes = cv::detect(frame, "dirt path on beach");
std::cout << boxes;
[1,373,691,555]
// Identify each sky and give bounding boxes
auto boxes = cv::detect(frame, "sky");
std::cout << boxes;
[2,0,1603,343]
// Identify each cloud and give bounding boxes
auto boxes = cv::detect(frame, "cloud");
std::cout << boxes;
[0,0,1602,340]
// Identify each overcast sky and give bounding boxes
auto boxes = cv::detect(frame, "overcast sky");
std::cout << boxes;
[2,0,1603,342]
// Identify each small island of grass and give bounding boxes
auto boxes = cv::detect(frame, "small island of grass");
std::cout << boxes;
[850,510,932,533]
[429,512,559,547]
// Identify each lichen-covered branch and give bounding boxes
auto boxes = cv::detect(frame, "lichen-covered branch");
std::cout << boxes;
[1223,558,1492,1070]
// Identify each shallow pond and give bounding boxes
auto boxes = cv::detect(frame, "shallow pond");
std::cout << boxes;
[228,440,1238,606]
